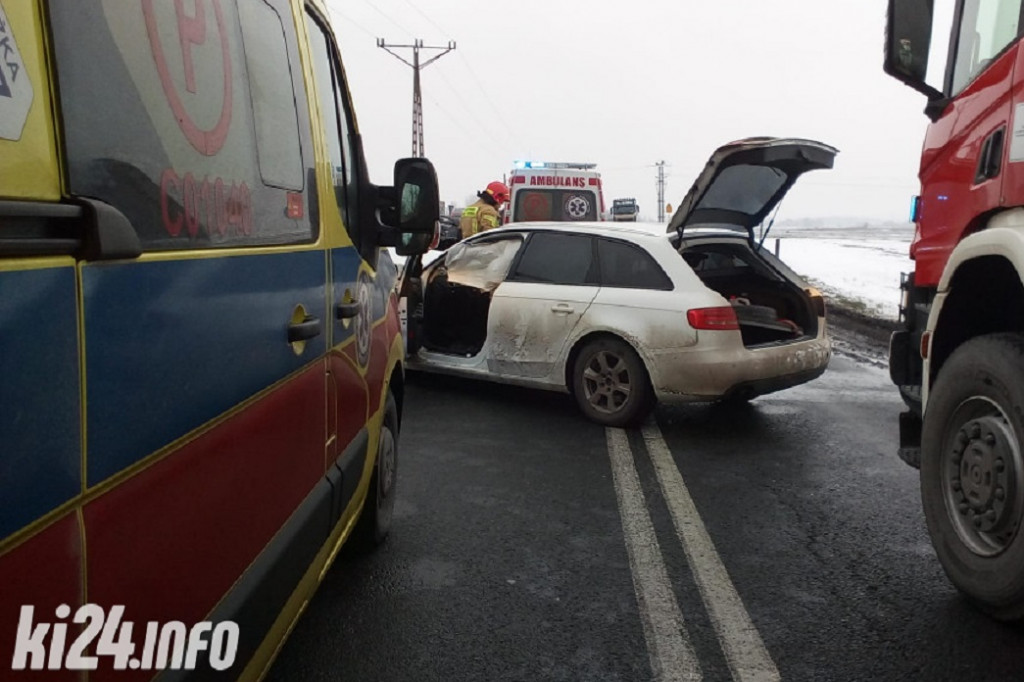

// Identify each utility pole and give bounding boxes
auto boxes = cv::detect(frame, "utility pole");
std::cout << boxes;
[655,160,667,222]
[377,38,456,157]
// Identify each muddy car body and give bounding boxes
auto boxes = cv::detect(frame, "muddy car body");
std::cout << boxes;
[400,137,838,426]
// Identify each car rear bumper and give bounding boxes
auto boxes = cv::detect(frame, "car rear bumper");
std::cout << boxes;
[647,333,831,402]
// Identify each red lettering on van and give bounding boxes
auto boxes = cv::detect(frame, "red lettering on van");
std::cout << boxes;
[161,168,183,237]
[183,172,200,237]
[160,168,253,240]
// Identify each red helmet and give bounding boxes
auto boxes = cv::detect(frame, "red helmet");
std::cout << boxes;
[484,181,510,204]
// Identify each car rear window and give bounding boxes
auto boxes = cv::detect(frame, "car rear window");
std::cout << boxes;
[510,232,597,285]
[597,239,672,290]
[697,165,787,217]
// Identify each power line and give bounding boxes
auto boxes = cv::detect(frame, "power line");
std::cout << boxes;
[430,67,514,155]
[398,0,451,39]
[423,93,506,160]
[327,7,375,39]
[357,0,415,38]
[456,53,520,150]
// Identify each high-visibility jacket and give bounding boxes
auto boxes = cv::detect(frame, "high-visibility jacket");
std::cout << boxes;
[459,199,501,239]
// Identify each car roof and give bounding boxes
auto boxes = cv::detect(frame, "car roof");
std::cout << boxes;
[482,221,668,242]
[477,221,750,245]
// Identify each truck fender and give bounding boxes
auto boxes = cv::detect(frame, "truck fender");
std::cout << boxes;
[923,209,1024,406]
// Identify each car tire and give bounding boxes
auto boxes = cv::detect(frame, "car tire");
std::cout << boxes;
[572,337,654,427]
[351,391,399,551]
[920,333,1024,620]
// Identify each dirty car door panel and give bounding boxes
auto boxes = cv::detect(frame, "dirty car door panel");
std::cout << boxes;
[489,232,599,379]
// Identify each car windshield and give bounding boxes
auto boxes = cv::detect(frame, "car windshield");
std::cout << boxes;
[513,189,599,222]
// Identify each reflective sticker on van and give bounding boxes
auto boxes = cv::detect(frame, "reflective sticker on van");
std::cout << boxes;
[0,2,34,141]
[355,270,373,369]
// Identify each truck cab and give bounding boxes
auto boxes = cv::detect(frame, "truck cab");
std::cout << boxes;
[610,197,640,222]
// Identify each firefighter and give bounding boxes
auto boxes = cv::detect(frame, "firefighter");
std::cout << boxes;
[460,181,509,239]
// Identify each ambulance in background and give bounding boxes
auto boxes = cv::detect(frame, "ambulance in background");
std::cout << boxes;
[505,161,605,223]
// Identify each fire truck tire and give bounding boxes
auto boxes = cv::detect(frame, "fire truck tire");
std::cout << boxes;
[351,391,399,551]
[921,332,1024,620]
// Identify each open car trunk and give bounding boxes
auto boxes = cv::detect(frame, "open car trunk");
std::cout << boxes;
[679,240,819,347]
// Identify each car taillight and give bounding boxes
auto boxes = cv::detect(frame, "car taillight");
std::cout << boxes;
[805,287,826,317]
[687,306,739,330]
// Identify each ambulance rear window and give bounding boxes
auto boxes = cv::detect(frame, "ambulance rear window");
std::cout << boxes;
[513,189,598,222]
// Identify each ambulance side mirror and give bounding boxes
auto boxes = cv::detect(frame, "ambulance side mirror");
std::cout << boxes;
[377,158,441,256]
[394,158,440,234]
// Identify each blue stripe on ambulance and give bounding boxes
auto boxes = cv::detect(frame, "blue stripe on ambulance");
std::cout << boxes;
[0,266,81,538]
[83,250,327,486]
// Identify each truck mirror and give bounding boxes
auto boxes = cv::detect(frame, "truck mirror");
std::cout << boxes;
[884,0,944,101]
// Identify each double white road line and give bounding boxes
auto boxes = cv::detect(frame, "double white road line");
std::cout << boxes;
[606,421,779,682]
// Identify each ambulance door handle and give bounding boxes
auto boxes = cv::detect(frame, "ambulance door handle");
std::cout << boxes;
[336,301,362,319]
[288,315,322,342]
[551,303,575,314]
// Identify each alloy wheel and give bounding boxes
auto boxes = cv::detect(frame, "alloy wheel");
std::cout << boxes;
[581,350,632,415]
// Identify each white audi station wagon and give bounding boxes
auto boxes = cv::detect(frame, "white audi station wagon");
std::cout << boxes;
[400,137,839,426]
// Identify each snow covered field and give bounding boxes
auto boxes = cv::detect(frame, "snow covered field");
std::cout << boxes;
[770,220,914,321]
[635,218,915,321]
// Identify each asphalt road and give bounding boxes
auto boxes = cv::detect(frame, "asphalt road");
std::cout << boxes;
[267,353,1024,682]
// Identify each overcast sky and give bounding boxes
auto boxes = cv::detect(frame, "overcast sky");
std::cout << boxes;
[325,0,929,223]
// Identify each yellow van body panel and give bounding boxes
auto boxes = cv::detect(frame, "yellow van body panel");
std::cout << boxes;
[0,0,61,200]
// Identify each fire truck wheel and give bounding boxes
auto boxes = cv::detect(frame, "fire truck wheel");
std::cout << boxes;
[921,333,1024,620]
[352,391,399,551]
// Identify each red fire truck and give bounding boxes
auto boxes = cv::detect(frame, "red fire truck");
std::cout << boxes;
[885,0,1024,619]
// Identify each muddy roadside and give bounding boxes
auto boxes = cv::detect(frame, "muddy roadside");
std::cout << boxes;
[824,301,899,369]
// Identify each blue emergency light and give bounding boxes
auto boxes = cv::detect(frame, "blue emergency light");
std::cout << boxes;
[909,195,921,222]
[513,160,597,170]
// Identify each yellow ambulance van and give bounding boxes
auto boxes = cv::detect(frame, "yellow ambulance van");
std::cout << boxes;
[0,1,437,678]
